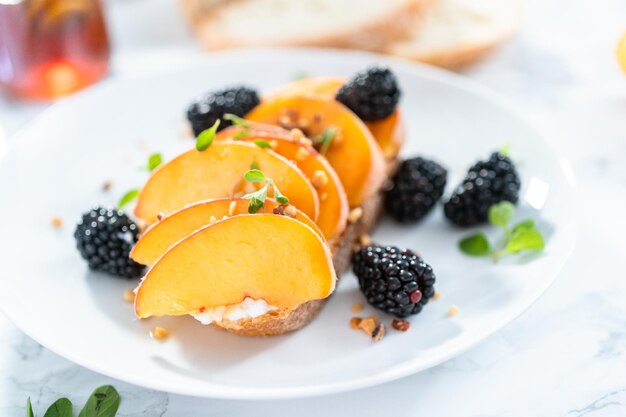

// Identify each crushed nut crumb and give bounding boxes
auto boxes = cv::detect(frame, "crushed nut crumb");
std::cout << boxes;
[348,207,363,223]
[298,137,313,147]
[290,128,304,142]
[350,317,362,329]
[278,115,292,128]
[297,117,310,129]
[433,291,441,301]
[123,290,135,303]
[310,170,329,188]
[228,200,237,216]
[359,234,372,246]
[294,146,309,162]
[448,305,459,317]
[151,326,170,341]
[391,319,410,332]
[209,215,218,224]
[284,205,297,218]
[357,315,378,336]
[51,217,63,228]
[372,323,385,342]
[352,304,363,313]
[102,180,112,192]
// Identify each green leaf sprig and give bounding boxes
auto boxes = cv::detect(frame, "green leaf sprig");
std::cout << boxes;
[117,189,139,209]
[196,120,220,151]
[26,385,120,417]
[146,152,162,172]
[223,113,250,127]
[242,169,289,213]
[314,127,337,155]
[459,201,545,261]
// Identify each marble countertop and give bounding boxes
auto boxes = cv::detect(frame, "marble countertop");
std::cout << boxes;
[1,0,626,415]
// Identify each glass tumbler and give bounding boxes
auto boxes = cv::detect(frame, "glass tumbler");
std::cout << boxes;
[0,0,110,100]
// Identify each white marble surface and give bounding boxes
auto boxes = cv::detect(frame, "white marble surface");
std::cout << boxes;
[1,0,626,415]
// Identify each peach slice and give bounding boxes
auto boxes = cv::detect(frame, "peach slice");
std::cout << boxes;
[364,111,405,165]
[247,96,386,207]
[130,197,322,266]
[135,214,336,317]
[134,141,319,223]
[217,125,349,244]
[268,77,405,164]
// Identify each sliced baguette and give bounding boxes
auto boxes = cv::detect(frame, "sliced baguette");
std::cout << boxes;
[385,0,523,69]
[179,0,432,51]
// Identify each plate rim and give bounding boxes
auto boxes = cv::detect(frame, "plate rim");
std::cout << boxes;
[0,47,579,399]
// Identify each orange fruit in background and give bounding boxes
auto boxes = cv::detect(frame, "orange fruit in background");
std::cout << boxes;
[617,32,626,73]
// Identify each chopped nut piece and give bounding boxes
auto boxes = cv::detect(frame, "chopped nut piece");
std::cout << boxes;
[319,192,328,202]
[294,146,309,162]
[357,315,378,336]
[352,304,363,313]
[298,137,313,147]
[350,317,362,329]
[102,180,112,192]
[284,205,297,218]
[123,290,135,303]
[289,128,304,142]
[433,291,441,301]
[359,234,372,246]
[151,326,170,341]
[222,215,228,220]
[156,212,165,221]
[348,207,363,223]
[278,115,292,127]
[228,200,237,216]
[310,170,329,188]
[448,305,459,317]
[209,215,218,224]
[297,117,310,129]
[372,323,386,342]
[384,147,397,160]
[391,319,410,332]
[51,217,63,228]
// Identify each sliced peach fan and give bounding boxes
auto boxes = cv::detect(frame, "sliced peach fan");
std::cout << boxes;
[247,95,386,207]
[130,197,323,266]
[134,140,319,223]
[216,124,349,245]
[134,214,336,318]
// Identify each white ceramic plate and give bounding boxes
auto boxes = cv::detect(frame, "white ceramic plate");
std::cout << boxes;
[0,49,577,399]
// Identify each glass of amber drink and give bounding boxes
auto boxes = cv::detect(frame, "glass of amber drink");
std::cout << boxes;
[0,0,110,100]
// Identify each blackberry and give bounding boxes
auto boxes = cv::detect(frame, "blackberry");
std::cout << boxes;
[352,245,436,318]
[385,157,447,223]
[74,207,145,278]
[444,152,521,227]
[187,86,260,136]
[336,67,400,121]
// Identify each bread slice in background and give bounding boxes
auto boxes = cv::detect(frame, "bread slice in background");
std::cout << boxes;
[385,0,523,69]
[179,0,433,51]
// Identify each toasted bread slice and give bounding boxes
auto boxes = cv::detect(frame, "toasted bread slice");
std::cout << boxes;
[385,0,523,69]
[179,0,432,51]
